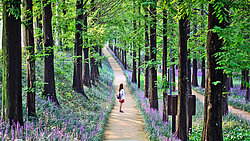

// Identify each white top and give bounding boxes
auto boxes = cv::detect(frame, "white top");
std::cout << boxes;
[119,89,125,100]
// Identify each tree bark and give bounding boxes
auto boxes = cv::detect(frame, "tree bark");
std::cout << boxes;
[35,15,43,52]
[149,0,158,110]
[175,13,188,140]
[230,76,233,88]
[24,0,36,118]
[83,11,91,87]
[124,50,127,69]
[187,21,192,95]
[187,54,192,95]
[241,70,246,90]
[98,46,102,68]
[144,6,149,98]
[222,74,229,116]
[201,57,206,88]
[138,8,141,88]
[132,0,137,83]
[91,45,100,83]
[73,0,84,95]
[42,0,60,106]
[90,0,100,84]
[192,19,198,88]
[201,4,206,89]
[201,2,228,140]
[172,59,176,92]
[192,58,198,87]
[1,0,23,125]
[246,70,249,103]
[162,8,168,121]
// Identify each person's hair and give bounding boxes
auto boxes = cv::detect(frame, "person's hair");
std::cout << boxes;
[119,83,123,92]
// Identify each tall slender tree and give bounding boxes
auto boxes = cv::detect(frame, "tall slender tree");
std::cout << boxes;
[149,0,158,110]
[83,2,91,87]
[246,70,249,103]
[192,58,198,87]
[90,0,100,83]
[73,0,84,94]
[175,6,188,141]
[35,0,43,52]
[162,7,168,121]
[42,0,60,106]
[187,21,192,95]
[201,1,228,140]
[132,0,137,83]
[144,6,150,98]
[1,0,23,125]
[192,22,198,87]
[201,4,206,89]
[138,7,141,88]
[24,0,36,117]
[222,74,229,116]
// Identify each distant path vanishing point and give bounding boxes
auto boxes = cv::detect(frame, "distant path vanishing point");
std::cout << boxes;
[103,47,148,141]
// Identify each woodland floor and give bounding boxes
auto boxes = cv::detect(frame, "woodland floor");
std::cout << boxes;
[103,48,148,141]
[192,89,250,121]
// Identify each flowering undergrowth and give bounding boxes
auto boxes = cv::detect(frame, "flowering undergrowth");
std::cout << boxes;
[107,47,178,141]
[0,51,115,140]
[189,98,250,141]
[192,87,250,112]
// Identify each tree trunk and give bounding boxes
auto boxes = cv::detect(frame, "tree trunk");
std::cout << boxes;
[162,8,168,121]
[201,4,206,89]
[91,45,100,83]
[201,57,206,88]
[201,2,228,140]
[241,70,246,90]
[83,11,91,87]
[192,58,198,87]
[187,21,192,96]
[24,0,36,118]
[138,8,141,88]
[222,74,229,116]
[230,76,233,88]
[98,46,102,68]
[35,15,43,52]
[144,6,149,98]
[149,0,158,110]
[122,48,125,66]
[1,0,23,125]
[172,60,176,92]
[187,55,192,95]
[132,0,137,83]
[175,13,188,140]
[73,0,84,94]
[42,0,60,106]
[246,70,249,103]
[125,50,127,69]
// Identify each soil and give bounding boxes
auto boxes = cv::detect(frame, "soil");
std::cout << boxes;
[103,48,148,141]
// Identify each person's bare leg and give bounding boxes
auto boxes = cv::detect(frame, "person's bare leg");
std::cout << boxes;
[120,103,124,112]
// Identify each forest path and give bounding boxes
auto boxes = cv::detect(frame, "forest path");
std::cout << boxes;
[103,47,148,141]
[192,89,250,121]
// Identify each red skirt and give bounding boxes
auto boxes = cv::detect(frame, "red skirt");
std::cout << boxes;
[119,99,125,103]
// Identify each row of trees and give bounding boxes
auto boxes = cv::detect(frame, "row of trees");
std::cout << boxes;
[1,0,117,127]
[107,0,249,140]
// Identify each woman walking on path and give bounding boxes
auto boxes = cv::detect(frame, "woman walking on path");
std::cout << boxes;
[118,83,125,113]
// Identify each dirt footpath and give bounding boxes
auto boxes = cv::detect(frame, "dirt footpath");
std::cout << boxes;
[103,47,148,141]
